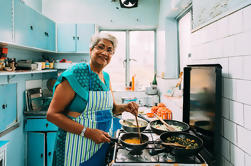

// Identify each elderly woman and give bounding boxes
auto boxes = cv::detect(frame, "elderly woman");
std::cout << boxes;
[47,33,138,166]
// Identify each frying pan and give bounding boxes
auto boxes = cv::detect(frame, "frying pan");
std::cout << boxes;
[110,132,149,151]
[119,119,148,132]
[149,132,203,156]
[138,114,190,135]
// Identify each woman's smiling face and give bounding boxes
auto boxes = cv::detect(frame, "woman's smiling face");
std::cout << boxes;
[90,39,114,67]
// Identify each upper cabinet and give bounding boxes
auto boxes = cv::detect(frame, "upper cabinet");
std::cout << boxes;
[0,0,13,42]
[57,24,95,53]
[14,0,56,51]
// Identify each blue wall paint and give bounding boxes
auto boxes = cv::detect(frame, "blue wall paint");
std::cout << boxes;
[0,48,56,166]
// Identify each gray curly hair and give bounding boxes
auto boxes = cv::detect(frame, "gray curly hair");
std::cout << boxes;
[90,33,118,51]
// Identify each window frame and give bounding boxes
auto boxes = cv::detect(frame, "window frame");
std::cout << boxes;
[176,5,193,74]
[99,29,157,88]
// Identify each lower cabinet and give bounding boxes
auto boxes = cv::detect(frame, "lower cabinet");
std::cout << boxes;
[25,119,58,166]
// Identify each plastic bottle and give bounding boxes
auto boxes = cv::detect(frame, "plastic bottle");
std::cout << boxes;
[131,75,135,91]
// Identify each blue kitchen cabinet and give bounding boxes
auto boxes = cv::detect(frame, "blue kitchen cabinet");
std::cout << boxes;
[57,24,95,53]
[25,119,58,132]
[0,0,13,42]
[76,24,95,52]
[27,132,44,166]
[57,24,76,52]
[27,132,56,166]
[14,0,38,48]
[45,18,56,51]
[0,84,17,134]
[47,132,57,166]
[25,119,58,166]
[38,16,56,51]
[14,0,56,51]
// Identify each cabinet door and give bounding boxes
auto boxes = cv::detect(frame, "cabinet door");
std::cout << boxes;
[47,132,57,166]
[14,0,36,47]
[0,84,17,133]
[45,18,56,51]
[38,15,55,51]
[0,0,12,42]
[76,24,95,53]
[57,24,76,52]
[27,132,45,166]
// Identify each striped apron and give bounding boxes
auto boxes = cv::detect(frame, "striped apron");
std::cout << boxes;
[64,90,113,166]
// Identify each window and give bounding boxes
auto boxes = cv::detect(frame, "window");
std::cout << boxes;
[101,30,155,91]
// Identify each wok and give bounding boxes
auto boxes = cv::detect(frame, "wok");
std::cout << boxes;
[119,119,148,132]
[138,114,190,135]
[149,132,203,156]
[110,132,149,151]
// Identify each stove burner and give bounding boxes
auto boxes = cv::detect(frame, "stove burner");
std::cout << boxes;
[128,149,143,156]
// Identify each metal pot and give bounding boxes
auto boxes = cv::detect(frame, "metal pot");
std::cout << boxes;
[119,119,148,132]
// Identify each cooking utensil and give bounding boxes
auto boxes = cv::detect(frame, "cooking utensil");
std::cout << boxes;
[149,132,203,156]
[153,113,175,131]
[110,132,149,151]
[137,114,190,135]
[119,119,148,132]
[161,142,186,148]
[135,114,142,143]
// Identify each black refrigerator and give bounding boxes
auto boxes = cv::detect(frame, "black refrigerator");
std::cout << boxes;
[183,64,222,166]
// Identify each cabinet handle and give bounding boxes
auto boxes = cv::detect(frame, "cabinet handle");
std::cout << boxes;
[77,37,79,40]
[48,152,51,156]
[2,104,7,109]
[40,154,43,158]
[73,36,75,40]
[46,123,48,128]
[30,26,33,30]
[44,32,49,37]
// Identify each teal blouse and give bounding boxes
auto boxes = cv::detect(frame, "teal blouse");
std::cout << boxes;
[53,63,110,113]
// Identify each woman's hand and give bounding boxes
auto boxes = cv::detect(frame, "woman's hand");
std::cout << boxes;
[85,128,111,144]
[123,102,139,116]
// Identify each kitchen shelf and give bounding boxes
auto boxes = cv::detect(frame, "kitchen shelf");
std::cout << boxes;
[0,69,57,76]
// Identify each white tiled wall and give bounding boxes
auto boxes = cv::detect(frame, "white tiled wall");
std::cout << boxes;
[191,4,251,166]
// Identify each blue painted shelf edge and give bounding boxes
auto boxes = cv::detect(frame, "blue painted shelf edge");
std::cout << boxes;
[0,140,9,148]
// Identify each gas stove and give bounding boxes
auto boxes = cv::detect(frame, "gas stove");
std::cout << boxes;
[107,129,208,166]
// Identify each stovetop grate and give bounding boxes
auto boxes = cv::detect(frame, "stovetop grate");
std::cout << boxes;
[109,129,207,165]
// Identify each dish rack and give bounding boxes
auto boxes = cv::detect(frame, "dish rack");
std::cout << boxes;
[25,88,52,112]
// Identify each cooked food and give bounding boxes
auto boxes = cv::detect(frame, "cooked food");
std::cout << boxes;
[165,136,199,149]
[152,122,183,131]
[124,138,141,144]
[121,120,146,128]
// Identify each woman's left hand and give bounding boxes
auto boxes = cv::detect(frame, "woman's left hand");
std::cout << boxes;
[123,102,139,116]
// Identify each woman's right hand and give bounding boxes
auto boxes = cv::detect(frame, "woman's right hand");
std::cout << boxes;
[85,128,111,144]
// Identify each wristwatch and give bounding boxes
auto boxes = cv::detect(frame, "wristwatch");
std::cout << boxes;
[80,126,87,137]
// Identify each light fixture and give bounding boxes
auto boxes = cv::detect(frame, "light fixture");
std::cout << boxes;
[119,0,138,8]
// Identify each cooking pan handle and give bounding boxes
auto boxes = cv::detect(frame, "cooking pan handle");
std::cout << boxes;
[138,114,150,123]
[149,148,168,156]
[109,137,119,143]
